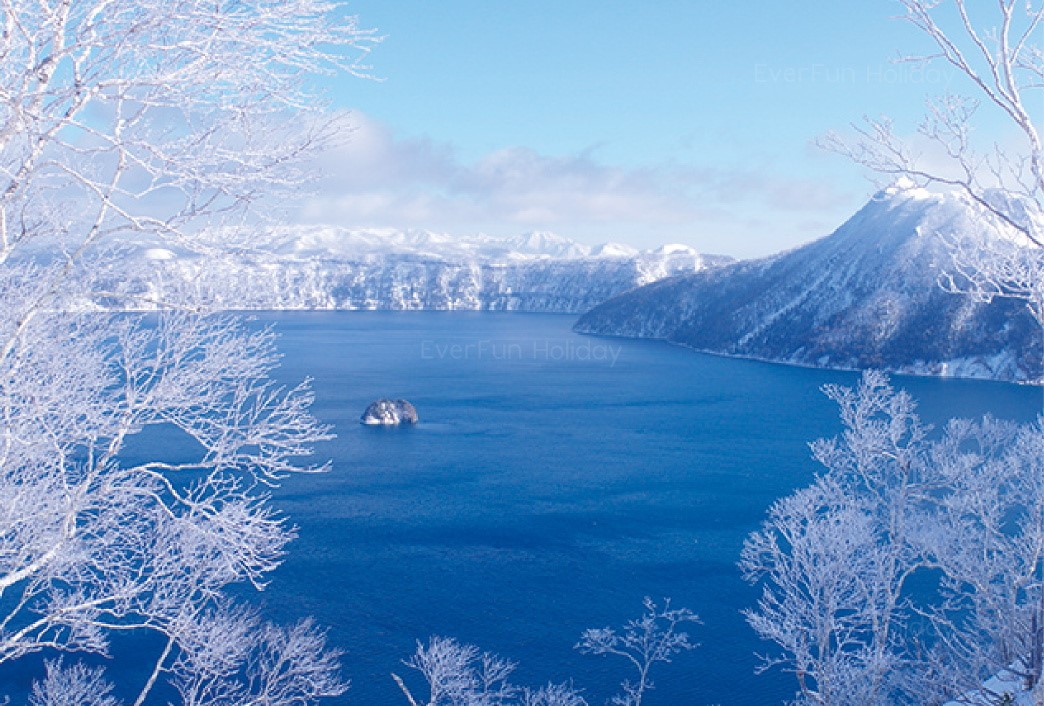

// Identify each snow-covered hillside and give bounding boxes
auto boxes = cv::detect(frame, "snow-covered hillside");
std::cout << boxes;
[575,183,1043,384]
[96,229,731,314]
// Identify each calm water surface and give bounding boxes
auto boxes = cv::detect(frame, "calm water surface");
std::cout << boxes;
[5,312,1037,704]
[249,312,1042,706]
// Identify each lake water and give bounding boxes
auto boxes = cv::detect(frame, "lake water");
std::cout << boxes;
[247,312,1041,706]
[3,311,1039,705]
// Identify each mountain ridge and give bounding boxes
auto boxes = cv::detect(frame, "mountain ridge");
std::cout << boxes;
[91,227,733,314]
[574,185,1043,384]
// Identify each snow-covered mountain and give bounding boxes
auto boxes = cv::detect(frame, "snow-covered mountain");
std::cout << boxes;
[574,183,1043,383]
[101,228,732,314]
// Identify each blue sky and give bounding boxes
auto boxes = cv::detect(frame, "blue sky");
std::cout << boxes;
[299,1,1007,257]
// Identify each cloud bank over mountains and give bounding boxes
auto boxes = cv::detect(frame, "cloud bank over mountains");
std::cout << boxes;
[294,111,858,258]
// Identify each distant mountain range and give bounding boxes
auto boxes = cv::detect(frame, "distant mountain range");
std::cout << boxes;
[96,228,732,314]
[60,182,1044,383]
[575,183,1043,384]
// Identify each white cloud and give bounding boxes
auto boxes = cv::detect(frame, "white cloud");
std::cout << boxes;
[293,111,861,258]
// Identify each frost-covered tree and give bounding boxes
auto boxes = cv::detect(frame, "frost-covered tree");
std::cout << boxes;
[741,373,933,706]
[915,417,1044,699]
[0,0,375,703]
[393,636,587,706]
[0,0,374,263]
[393,600,698,706]
[743,373,1044,705]
[821,0,1044,325]
[576,597,699,706]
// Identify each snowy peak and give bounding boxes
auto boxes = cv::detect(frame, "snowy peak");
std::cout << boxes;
[209,227,705,264]
[652,244,699,256]
[590,242,640,258]
[856,180,1042,250]
[576,187,1042,384]
[500,231,591,259]
[805,182,1039,284]
[873,176,938,203]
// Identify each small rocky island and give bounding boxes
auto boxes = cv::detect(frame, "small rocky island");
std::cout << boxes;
[360,399,419,426]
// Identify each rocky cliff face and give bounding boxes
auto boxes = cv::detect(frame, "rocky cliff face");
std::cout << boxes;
[103,229,731,314]
[575,184,1043,384]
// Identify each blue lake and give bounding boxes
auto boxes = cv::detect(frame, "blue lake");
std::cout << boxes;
[4,311,1039,705]
[247,312,1041,706]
